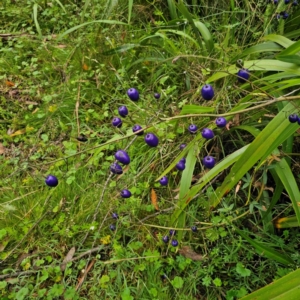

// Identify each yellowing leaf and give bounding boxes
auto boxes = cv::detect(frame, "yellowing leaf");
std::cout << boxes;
[48,105,57,113]
[9,129,26,137]
[151,188,159,211]
[100,235,111,245]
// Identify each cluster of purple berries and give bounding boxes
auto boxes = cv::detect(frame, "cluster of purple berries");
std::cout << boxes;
[273,0,298,20]
[162,230,178,247]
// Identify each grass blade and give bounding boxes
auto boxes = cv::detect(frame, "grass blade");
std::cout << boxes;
[236,229,294,265]
[241,268,300,299]
[33,3,42,38]
[58,20,127,40]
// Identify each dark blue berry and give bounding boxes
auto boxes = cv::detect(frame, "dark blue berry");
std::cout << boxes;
[110,163,123,174]
[109,224,116,231]
[127,88,139,101]
[171,239,178,247]
[179,144,186,150]
[112,117,122,128]
[120,189,132,198]
[162,235,169,243]
[112,213,119,219]
[188,124,198,134]
[176,161,186,171]
[169,229,176,236]
[191,226,197,232]
[203,156,216,169]
[132,124,144,136]
[215,117,227,128]
[289,114,298,123]
[201,128,214,139]
[45,175,58,187]
[118,106,128,117]
[201,84,214,100]
[154,93,161,99]
[145,133,159,147]
[159,176,168,186]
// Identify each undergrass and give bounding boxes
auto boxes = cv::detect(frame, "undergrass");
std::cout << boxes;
[1,0,300,299]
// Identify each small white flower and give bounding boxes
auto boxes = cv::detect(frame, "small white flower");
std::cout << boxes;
[90,226,95,230]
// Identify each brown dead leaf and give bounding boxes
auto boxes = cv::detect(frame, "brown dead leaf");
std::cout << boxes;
[151,188,159,211]
[61,246,76,271]
[178,246,204,261]
[235,181,242,195]
[0,143,5,155]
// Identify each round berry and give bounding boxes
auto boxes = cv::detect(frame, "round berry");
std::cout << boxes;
[162,235,169,243]
[237,69,250,83]
[201,84,214,100]
[76,134,88,142]
[45,175,58,187]
[112,213,119,219]
[179,157,186,164]
[115,150,130,165]
[176,161,186,171]
[292,1,298,6]
[179,144,186,150]
[154,93,161,99]
[297,117,300,125]
[285,0,290,3]
[127,88,139,101]
[282,12,289,19]
[191,226,197,232]
[203,156,216,169]
[118,105,128,117]
[120,189,131,198]
[171,239,178,247]
[215,117,227,128]
[145,133,159,147]
[132,124,144,136]
[289,114,298,123]
[201,128,214,139]
[112,117,122,128]
[159,176,168,186]
[109,224,116,231]
[169,229,176,236]
[110,163,123,174]
[273,0,278,4]
[188,124,198,134]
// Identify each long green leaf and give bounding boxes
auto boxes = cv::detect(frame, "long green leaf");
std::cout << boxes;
[167,0,178,20]
[193,20,214,53]
[241,268,300,300]
[209,101,300,209]
[171,145,197,240]
[58,20,127,39]
[262,34,294,48]
[236,229,294,265]
[207,60,300,83]
[33,4,42,38]
[278,39,300,56]
[241,42,282,57]
[128,0,133,24]
[180,105,215,114]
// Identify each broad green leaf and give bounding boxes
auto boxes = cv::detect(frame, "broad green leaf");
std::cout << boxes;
[58,20,127,39]
[167,0,178,20]
[209,101,300,208]
[193,20,214,53]
[262,34,294,48]
[236,229,294,265]
[207,60,300,82]
[276,39,300,56]
[180,105,215,114]
[171,145,197,239]
[241,42,282,57]
[276,55,300,65]
[241,268,300,300]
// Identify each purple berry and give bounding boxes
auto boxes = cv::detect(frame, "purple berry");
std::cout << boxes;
[203,156,216,169]
[110,163,123,174]
[154,93,161,99]
[169,229,176,236]
[273,0,278,4]
[132,124,144,136]
[282,12,289,19]
[298,117,300,125]
[127,88,139,101]
[118,105,128,117]
[145,133,159,147]
[112,213,119,219]
[171,239,178,247]
[45,175,58,187]
[179,157,186,164]
[201,84,214,100]
[215,117,227,128]
[179,144,186,150]
[191,226,197,232]
[109,224,116,231]
[115,150,130,165]
[285,0,290,3]
[289,114,298,123]
[120,189,131,198]
[159,176,168,186]
[188,124,198,134]
[76,134,88,142]
[292,1,298,6]
[176,161,186,171]
[201,128,214,139]
[112,117,122,128]
[237,69,250,83]
[162,235,169,243]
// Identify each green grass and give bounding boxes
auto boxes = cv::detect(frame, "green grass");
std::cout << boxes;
[1,0,300,299]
